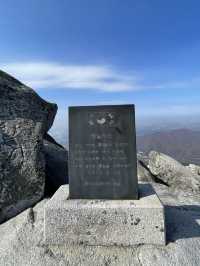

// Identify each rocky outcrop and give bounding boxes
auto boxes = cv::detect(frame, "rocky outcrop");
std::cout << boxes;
[0,144,200,265]
[0,185,200,266]
[148,151,200,193]
[137,151,200,204]
[43,134,68,196]
[186,164,200,176]
[0,70,57,223]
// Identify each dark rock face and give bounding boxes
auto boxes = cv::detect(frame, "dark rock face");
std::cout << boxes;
[0,70,57,223]
[43,134,68,196]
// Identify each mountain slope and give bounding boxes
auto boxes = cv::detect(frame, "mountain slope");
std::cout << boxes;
[137,128,200,165]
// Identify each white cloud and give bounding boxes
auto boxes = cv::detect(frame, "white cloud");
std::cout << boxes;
[2,61,200,93]
[1,62,143,92]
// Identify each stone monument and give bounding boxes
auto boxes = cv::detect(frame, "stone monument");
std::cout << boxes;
[68,105,138,199]
[44,104,166,246]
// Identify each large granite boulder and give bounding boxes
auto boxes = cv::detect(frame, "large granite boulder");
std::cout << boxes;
[43,134,68,196]
[137,151,200,204]
[148,151,200,193]
[0,70,57,223]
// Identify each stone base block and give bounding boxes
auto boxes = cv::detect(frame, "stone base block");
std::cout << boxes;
[44,183,166,246]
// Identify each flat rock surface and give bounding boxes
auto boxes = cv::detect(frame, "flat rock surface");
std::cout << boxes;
[0,185,200,266]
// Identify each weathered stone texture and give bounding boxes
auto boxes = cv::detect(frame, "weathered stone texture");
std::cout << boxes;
[0,70,57,223]
[148,151,200,193]
[1,185,200,266]
[137,152,200,204]
[44,184,166,246]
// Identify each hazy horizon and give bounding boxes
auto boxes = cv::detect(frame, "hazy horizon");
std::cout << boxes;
[49,107,200,147]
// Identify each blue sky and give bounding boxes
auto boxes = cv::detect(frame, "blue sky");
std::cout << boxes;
[0,0,200,140]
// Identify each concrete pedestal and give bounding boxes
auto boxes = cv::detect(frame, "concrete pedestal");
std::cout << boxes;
[44,183,166,246]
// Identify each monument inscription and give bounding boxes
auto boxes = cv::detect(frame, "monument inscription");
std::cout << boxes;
[69,105,138,199]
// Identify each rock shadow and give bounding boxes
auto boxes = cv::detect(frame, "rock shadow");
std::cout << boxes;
[139,183,155,198]
[165,205,200,243]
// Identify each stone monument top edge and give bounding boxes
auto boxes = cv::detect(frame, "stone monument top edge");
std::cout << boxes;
[68,104,135,110]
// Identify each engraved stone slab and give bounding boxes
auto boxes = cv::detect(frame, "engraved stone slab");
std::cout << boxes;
[69,105,138,199]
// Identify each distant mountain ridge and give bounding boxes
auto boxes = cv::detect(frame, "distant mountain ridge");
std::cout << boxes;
[137,128,200,165]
